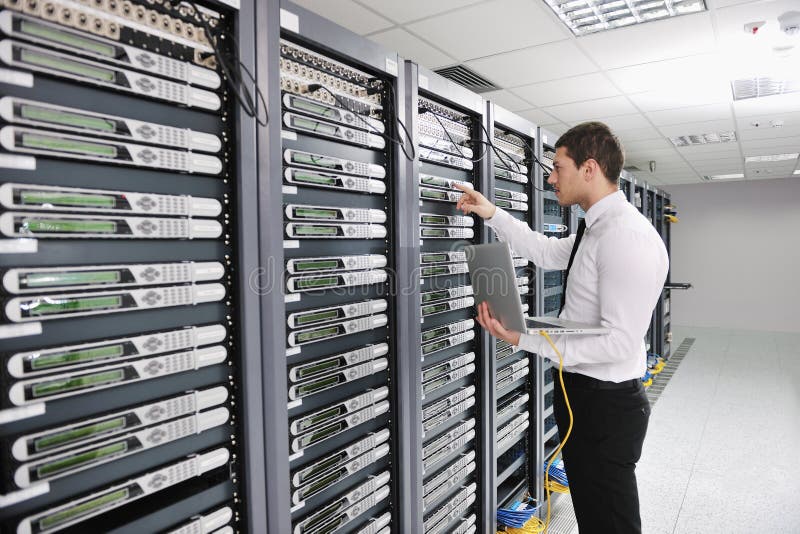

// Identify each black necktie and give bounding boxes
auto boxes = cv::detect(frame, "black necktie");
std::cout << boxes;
[560,218,587,315]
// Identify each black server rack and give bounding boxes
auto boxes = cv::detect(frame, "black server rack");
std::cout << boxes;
[487,104,538,522]
[643,185,656,356]
[0,1,262,533]
[658,191,673,360]
[270,5,408,534]
[619,171,634,203]
[412,64,484,534]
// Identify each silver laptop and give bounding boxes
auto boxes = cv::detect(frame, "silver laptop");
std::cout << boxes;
[464,242,609,335]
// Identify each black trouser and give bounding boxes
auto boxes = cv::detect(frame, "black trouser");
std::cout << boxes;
[551,369,651,534]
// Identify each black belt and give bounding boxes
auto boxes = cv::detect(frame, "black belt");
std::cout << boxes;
[552,368,640,391]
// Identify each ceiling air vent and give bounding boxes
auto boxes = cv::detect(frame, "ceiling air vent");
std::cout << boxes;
[433,65,499,94]
[732,77,800,101]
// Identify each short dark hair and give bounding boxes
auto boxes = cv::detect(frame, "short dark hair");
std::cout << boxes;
[555,122,624,184]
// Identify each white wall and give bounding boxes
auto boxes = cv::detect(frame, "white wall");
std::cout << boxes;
[663,178,800,333]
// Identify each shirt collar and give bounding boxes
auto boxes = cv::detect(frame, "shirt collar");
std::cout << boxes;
[585,190,625,229]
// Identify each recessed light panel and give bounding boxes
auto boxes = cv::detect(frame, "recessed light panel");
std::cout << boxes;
[708,173,744,180]
[670,132,737,147]
[745,153,799,163]
[543,0,707,36]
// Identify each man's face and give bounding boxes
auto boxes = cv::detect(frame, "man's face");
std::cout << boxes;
[548,146,584,207]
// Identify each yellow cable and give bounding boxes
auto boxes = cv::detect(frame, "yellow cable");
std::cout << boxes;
[540,330,573,534]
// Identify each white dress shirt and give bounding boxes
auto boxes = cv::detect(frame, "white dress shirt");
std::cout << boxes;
[486,190,669,382]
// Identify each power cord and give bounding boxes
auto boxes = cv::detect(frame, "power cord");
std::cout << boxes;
[185,1,268,126]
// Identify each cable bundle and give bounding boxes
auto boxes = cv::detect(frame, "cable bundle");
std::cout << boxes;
[647,353,665,374]
[497,499,540,530]
[544,459,570,494]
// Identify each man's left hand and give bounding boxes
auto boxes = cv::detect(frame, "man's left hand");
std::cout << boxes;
[475,301,521,346]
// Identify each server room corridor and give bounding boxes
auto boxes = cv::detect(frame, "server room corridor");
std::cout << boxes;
[551,327,800,534]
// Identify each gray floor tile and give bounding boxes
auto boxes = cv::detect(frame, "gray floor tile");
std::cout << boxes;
[636,463,692,534]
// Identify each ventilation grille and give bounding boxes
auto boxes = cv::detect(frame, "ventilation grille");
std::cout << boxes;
[732,77,800,101]
[433,65,499,93]
[670,132,737,147]
[646,337,695,405]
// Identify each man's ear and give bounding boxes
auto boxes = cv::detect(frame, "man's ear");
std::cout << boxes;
[583,158,599,182]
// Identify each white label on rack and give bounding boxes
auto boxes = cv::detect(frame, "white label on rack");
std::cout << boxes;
[0,403,45,425]
[419,74,429,90]
[286,347,301,357]
[0,482,49,507]
[0,154,36,170]
[284,240,300,249]
[281,130,298,141]
[280,9,300,33]
[282,185,298,195]
[385,58,398,76]
[0,239,37,254]
[0,322,42,340]
[285,294,300,303]
[0,68,33,87]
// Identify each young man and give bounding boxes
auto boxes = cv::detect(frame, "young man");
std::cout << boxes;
[455,122,668,533]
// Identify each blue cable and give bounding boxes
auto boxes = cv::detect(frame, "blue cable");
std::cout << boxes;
[497,499,539,528]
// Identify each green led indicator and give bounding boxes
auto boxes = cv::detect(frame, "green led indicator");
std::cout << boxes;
[496,200,511,208]
[421,189,447,200]
[299,421,343,449]
[495,190,511,199]
[421,254,447,263]
[21,48,115,82]
[297,375,341,396]
[422,327,446,342]
[292,117,339,136]
[292,152,339,168]
[296,326,339,343]
[296,309,340,326]
[34,417,127,452]
[22,132,117,157]
[422,291,447,303]
[23,270,121,288]
[300,470,341,499]
[297,277,339,290]
[422,303,447,316]
[20,104,116,132]
[421,229,447,238]
[38,488,129,531]
[294,208,340,220]
[293,172,338,186]
[422,215,447,224]
[31,344,125,371]
[423,377,447,394]
[297,405,345,432]
[422,266,449,276]
[291,97,338,119]
[294,225,338,236]
[421,176,447,187]
[20,20,116,57]
[20,190,116,209]
[423,363,450,382]
[37,441,127,478]
[296,358,341,379]
[295,259,339,272]
[25,295,123,316]
[22,217,117,233]
[297,453,343,485]
[32,369,125,398]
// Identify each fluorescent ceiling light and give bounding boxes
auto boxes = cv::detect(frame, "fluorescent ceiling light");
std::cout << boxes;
[670,132,737,147]
[706,173,744,180]
[543,0,706,36]
[745,153,799,163]
[732,76,800,101]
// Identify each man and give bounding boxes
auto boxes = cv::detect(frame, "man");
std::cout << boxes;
[455,122,668,533]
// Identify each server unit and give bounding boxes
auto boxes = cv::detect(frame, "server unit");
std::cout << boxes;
[0,0,261,532]
[487,104,539,523]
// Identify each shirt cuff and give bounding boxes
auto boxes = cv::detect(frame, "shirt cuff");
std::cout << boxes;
[485,206,512,230]
[516,332,544,355]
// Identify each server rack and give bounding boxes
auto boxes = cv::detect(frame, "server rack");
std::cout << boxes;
[487,104,539,523]
[657,189,672,360]
[413,63,485,534]
[619,170,635,203]
[267,3,411,534]
[0,1,262,532]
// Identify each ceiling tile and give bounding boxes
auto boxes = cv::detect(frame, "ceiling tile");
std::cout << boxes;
[740,137,800,152]
[289,0,394,34]
[406,0,569,62]
[539,123,570,139]
[511,73,620,107]
[543,96,638,123]
[614,126,664,140]
[736,111,800,131]
[484,90,533,112]
[578,13,716,70]
[518,108,560,125]
[580,113,652,132]
[738,125,800,141]
[646,103,733,126]
[465,41,596,88]
[356,0,486,24]
[676,144,741,157]
[622,138,675,152]
[686,156,743,167]
[606,53,724,94]
[368,28,455,69]
[733,93,800,118]
[629,82,732,112]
